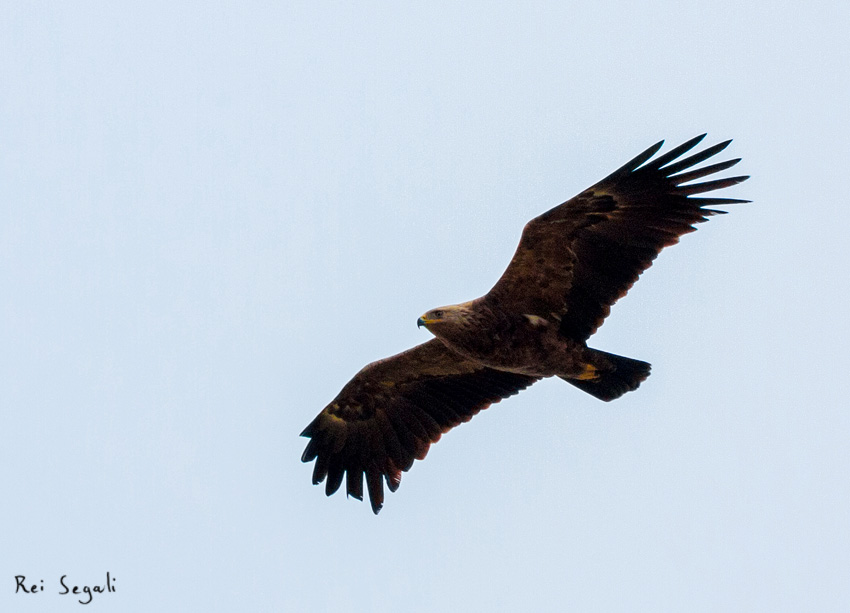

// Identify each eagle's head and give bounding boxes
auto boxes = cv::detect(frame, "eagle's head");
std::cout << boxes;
[417,303,474,334]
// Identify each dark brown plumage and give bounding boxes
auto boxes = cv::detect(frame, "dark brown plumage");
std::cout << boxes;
[301,135,748,513]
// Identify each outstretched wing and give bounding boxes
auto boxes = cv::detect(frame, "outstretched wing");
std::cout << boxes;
[300,339,539,514]
[484,134,749,341]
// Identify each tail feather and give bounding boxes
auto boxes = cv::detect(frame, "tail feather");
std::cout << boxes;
[561,349,651,402]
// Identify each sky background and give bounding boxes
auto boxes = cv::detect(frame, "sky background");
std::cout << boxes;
[2,2,849,611]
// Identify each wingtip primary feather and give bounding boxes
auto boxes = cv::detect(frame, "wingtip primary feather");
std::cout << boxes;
[615,139,665,174]
[367,469,385,514]
[386,470,402,493]
[325,461,345,496]
[670,158,742,184]
[639,134,708,171]
[346,468,364,501]
[677,175,750,196]
[660,139,734,175]
[689,196,751,206]
[301,437,320,463]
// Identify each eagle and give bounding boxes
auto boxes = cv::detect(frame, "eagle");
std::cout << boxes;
[301,134,748,514]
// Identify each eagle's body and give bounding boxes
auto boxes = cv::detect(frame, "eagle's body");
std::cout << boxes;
[418,300,642,386]
[421,301,579,374]
[301,135,749,513]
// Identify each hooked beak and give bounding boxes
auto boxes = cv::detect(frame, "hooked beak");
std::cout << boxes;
[418,315,437,329]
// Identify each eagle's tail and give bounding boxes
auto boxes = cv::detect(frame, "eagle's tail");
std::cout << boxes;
[560,349,651,402]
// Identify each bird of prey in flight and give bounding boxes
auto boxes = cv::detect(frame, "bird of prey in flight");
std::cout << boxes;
[301,134,748,514]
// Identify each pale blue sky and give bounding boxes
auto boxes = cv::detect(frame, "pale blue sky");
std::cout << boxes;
[2,2,849,611]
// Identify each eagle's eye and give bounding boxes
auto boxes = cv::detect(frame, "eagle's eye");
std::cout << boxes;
[433,310,444,318]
